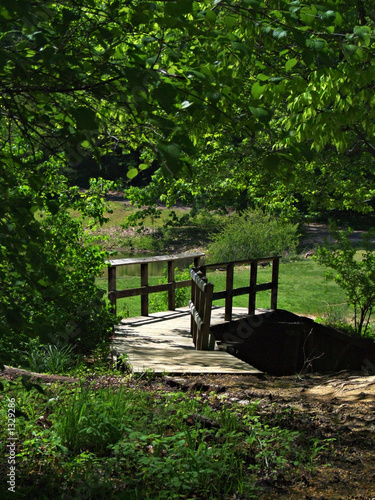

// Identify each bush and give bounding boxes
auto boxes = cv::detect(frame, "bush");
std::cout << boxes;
[0,152,118,365]
[315,227,375,336]
[54,387,129,455]
[207,208,299,263]
[149,269,190,313]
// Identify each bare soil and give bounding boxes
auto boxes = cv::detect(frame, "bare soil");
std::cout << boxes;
[301,223,375,249]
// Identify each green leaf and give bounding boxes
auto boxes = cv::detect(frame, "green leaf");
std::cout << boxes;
[342,44,359,61]
[353,25,371,39]
[204,10,217,26]
[285,58,298,72]
[181,100,193,109]
[224,15,237,28]
[306,38,327,52]
[251,81,266,99]
[250,106,272,122]
[335,12,343,27]
[343,44,358,55]
[158,142,181,159]
[257,73,269,82]
[300,5,318,26]
[231,41,252,56]
[273,27,287,39]
[127,168,138,179]
[187,69,207,81]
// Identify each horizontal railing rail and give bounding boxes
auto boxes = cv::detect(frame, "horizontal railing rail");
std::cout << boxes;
[107,252,205,316]
[197,256,280,321]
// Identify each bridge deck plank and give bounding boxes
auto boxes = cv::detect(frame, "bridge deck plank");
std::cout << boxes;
[112,306,264,374]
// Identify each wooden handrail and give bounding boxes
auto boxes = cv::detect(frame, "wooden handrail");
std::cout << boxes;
[198,256,280,321]
[107,252,205,315]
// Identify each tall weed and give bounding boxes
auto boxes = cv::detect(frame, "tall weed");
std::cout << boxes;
[22,341,76,374]
[53,386,130,455]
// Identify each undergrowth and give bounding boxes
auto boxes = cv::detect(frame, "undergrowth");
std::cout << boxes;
[0,377,331,499]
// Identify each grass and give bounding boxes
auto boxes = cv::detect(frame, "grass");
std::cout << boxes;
[83,202,223,253]
[0,374,332,499]
[21,341,76,374]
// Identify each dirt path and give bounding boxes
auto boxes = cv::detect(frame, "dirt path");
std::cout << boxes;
[301,223,375,248]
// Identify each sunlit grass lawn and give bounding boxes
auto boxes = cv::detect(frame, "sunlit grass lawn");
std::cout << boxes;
[207,260,349,319]
[97,259,350,320]
[71,200,200,229]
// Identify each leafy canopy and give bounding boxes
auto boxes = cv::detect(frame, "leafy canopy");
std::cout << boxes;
[2,0,375,355]
[3,1,375,176]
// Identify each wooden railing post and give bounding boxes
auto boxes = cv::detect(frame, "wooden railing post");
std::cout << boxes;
[189,269,214,350]
[190,276,197,346]
[198,280,214,350]
[141,262,149,316]
[108,265,117,315]
[194,255,202,267]
[271,257,279,310]
[167,260,175,311]
[249,261,257,315]
[195,272,203,347]
[225,263,234,321]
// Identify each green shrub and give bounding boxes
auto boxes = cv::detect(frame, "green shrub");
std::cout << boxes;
[149,269,190,313]
[53,386,130,456]
[0,160,118,364]
[207,208,299,263]
[315,227,375,336]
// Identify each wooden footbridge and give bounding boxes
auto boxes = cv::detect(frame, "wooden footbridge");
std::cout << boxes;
[108,253,280,375]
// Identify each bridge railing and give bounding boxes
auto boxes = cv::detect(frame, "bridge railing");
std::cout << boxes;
[189,256,280,350]
[107,252,205,315]
[197,256,280,322]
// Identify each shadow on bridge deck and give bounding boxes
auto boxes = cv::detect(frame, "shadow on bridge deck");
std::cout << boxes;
[112,306,264,375]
